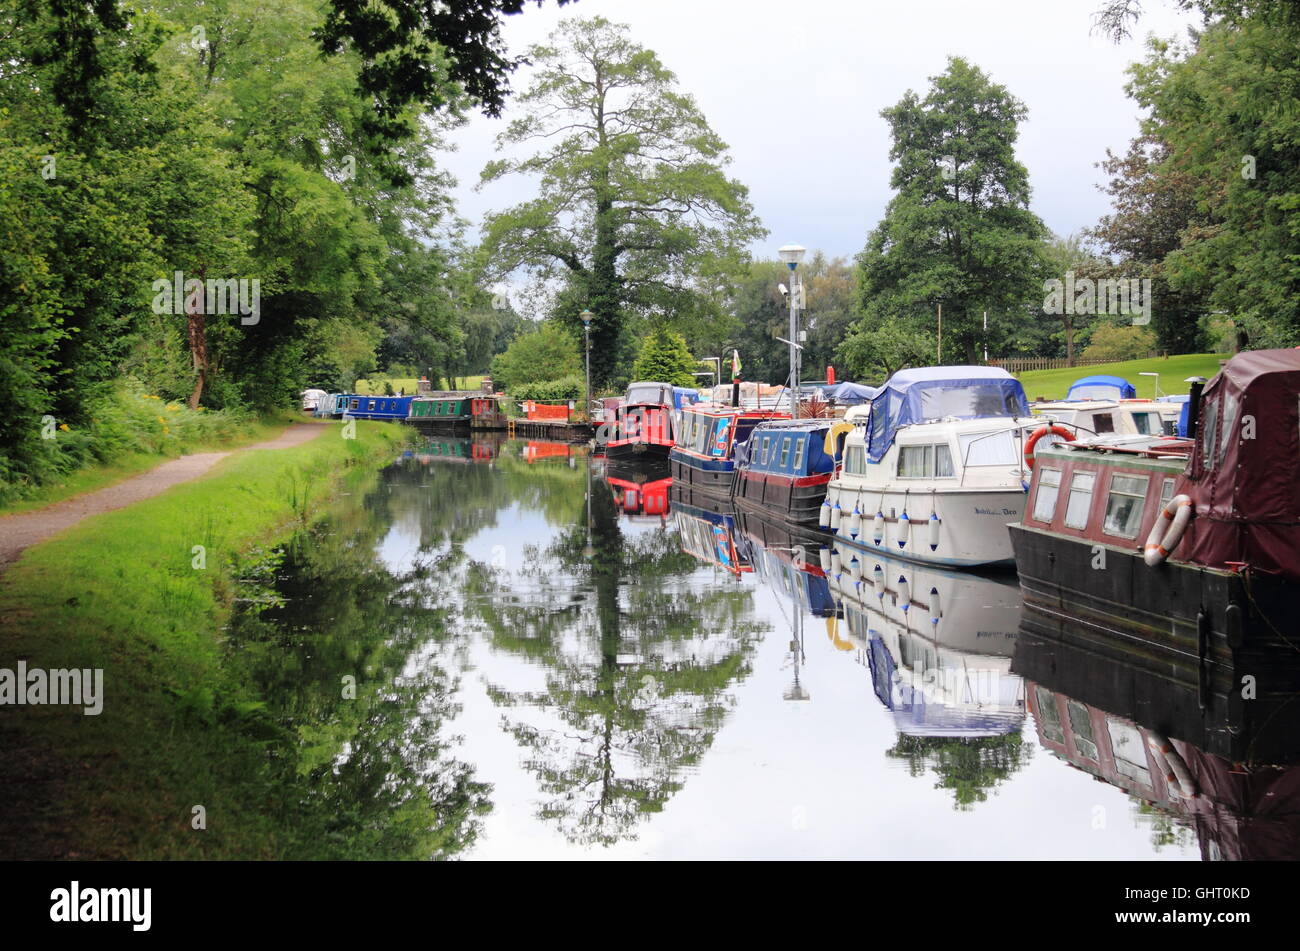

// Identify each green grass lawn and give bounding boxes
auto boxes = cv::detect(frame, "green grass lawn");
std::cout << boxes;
[0,419,412,859]
[354,375,486,395]
[1015,353,1228,401]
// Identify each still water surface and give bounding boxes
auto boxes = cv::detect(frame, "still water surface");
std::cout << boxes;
[228,437,1225,860]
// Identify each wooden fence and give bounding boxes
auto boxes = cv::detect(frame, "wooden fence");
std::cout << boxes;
[988,351,1164,374]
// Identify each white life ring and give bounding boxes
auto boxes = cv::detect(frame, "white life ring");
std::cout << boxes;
[1143,494,1193,567]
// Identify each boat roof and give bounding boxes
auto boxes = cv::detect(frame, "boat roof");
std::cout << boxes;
[866,365,1029,462]
[823,381,879,404]
[1065,375,1135,400]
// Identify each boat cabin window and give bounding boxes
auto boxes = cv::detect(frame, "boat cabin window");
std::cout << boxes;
[958,430,1018,466]
[1063,471,1096,530]
[897,444,954,478]
[1092,412,1114,434]
[1103,474,1149,539]
[1067,700,1098,761]
[1131,411,1160,435]
[1159,478,1175,510]
[792,439,805,472]
[1201,397,1219,468]
[762,436,772,464]
[1220,393,1238,463]
[1035,687,1064,743]
[350,398,359,409]
[1032,468,1062,522]
[779,437,791,468]
[843,445,868,475]
[367,400,376,411]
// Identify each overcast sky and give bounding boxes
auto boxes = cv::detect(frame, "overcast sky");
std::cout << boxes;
[441,0,1196,264]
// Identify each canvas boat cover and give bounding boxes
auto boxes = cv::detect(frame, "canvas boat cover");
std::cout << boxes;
[1178,349,1300,582]
[823,381,879,405]
[1065,375,1136,400]
[866,366,1029,463]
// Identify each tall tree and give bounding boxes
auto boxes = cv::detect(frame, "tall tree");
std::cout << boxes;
[850,57,1048,364]
[1123,22,1300,347]
[478,16,766,387]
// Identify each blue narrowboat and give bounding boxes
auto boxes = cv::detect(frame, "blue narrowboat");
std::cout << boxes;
[669,403,789,497]
[335,394,416,421]
[733,418,846,525]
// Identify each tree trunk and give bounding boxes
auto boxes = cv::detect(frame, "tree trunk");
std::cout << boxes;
[186,269,207,410]
[1066,317,1075,367]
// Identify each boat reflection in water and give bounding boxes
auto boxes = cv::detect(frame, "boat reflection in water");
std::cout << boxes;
[671,483,751,577]
[821,538,1026,740]
[604,462,671,524]
[1014,616,1300,860]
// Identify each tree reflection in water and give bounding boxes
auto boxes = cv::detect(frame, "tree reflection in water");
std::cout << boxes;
[467,462,766,847]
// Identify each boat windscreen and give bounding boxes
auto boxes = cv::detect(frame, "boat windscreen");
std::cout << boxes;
[918,384,1024,420]
[626,384,668,405]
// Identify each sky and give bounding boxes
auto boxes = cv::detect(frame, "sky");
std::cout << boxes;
[440,0,1197,268]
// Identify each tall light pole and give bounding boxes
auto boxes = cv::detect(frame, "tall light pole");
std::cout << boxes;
[778,244,806,416]
[580,309,593,423]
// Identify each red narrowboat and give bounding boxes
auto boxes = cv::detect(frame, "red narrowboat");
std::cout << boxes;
[1009,349,1300,699]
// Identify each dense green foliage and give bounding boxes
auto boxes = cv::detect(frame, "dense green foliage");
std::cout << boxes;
[630,328,698,387]
[843,58,1049,372]
[478,17,765,387]
[489,321,583,392]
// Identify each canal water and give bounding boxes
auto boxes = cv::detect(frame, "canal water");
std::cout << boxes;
[227,436,1218,860]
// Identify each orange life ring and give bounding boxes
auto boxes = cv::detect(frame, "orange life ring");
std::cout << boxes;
[1023,424,1075,469]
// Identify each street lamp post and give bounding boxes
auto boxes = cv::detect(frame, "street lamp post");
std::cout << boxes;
[778,244,806,416]
[580,309,593,424]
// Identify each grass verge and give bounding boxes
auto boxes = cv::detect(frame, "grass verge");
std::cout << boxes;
[0,419,412,859]
[1015,353,1227,401]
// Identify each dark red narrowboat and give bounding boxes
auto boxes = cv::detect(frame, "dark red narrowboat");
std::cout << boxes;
[605,381,700,463]
[1009,350,1300,703]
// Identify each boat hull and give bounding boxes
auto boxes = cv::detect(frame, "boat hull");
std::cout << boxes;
[733,469,830,525]
[1008,522,1300,707]
[669,449,735,498]
[824,484,1024,567]
[607,440,671,463]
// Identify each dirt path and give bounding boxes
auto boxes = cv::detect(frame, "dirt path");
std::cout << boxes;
[0,421,328,570]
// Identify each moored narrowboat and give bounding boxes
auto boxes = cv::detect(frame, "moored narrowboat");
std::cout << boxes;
[605,381,700,462]
[408,394,472,426]
[339,393,416,421]
[1008,349,1300,697]
[669,403,789,497]
[732,418,841,524]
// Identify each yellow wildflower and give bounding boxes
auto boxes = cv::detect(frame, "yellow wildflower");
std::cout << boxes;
[59,423,70,432]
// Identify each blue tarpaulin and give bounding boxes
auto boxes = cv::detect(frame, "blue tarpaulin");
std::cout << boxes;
[823,381,879,405]
[866,366,1029,463]
[1065,375,1136,400]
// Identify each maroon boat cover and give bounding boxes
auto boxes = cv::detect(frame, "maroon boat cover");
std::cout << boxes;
[1177,350,1300,582]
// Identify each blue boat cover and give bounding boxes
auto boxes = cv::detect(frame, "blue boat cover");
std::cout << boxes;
[1168,394,1191,437]
[823,381,879,405]
[672,386,700,410]
[866,366,1029,463]
[1065,374,1136,400]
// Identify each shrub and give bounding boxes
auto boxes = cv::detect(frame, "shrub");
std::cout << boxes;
[509,375,585,402]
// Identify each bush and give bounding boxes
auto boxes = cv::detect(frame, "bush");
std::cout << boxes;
[489,321,581,391]
[508,375,585,402]
[0,382,253,506]
[1082,323,1157,363]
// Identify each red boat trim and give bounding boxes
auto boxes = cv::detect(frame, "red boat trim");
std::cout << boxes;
[737,470,832,489]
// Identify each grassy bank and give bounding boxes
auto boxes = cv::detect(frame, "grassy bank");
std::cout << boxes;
[354,375,486,394]
[0,419,412,859]
[1015,353,1226,401]
[0,385,299,514]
